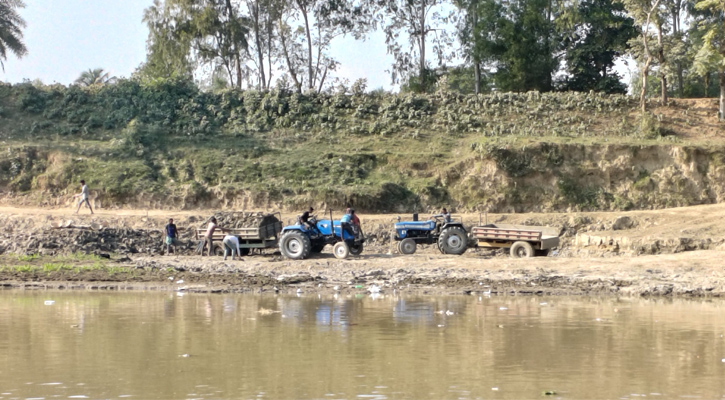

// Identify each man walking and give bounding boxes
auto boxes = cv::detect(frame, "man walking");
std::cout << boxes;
[73,180,94,214]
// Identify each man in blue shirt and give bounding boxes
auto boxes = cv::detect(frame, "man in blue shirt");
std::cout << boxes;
[340,209,356,238]
[165,218,181,255]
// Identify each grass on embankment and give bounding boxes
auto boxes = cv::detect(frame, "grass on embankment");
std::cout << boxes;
[0,79,718,212]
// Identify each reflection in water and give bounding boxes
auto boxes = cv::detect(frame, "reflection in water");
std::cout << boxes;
[0,292,725,399]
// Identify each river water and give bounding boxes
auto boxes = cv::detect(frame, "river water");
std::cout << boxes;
[1,291,724,400]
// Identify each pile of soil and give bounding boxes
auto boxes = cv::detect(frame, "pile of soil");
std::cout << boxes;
[200,211,278,229]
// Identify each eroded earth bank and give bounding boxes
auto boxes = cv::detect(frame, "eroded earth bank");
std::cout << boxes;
[1,204,725,296]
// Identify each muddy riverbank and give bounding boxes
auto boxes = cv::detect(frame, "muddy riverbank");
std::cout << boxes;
[1,204,725,297]
[2,250,725,297]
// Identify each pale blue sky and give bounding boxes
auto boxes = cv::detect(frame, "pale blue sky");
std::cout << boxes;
[1,1,396,90]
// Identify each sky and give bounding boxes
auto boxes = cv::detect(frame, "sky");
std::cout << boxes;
[0,0,396,90]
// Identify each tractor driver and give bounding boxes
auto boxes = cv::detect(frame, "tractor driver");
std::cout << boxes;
[432,208,452,223]
[300,207,314,229]
[340,209,357,239]
[349,208,361,235]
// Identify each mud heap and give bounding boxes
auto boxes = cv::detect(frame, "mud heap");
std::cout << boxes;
[199,211,275,229]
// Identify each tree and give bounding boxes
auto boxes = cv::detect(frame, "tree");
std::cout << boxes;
[469,0,559,92]
[455,0,484,93]
[139,0,194,80]
[75,68,117,87]
[376,0,453,92]
[141,0,250,88]
[620,0,663,112]
[560,0,637,93]
[277,0,373,93]
[244,0,282,89]
[0,0,27,71]
[693,0,724,120]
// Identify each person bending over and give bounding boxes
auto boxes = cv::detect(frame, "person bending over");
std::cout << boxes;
[222,234,242,260]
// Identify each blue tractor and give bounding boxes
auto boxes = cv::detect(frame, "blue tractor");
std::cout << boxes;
[279,211,365,260]
[394,213,468,255]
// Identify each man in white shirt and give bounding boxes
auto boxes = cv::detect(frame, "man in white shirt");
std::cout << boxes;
[222,234,241,260]
[73,180,94,214]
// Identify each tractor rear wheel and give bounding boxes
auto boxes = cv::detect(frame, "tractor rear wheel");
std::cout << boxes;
[333,242,350,259]
[280,231,311,260]
[398,238,417,255]
[438,227,467,255]
[349,242,364,256]
[510,241,534,258]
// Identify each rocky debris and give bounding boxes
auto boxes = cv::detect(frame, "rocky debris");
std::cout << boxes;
[612,216,634,230]
[0,227,180,256]
[199,211,277,229]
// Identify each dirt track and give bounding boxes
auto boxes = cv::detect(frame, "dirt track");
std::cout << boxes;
[1,204,725,296]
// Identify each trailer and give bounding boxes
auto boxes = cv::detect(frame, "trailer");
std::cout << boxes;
[195,213,283,256]
[471,224,560,258]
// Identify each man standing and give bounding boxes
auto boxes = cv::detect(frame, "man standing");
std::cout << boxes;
[73,180,94,214]
[204,217,230,256]
[165,218,181,255]
[222,234,242,260]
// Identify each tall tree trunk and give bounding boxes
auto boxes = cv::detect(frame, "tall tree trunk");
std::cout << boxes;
[250,1,267,89]
[471,5,480,94]
[225,0,243,88]
[641,62,649,113]
[419,2,426,81]
[705,72,710,97]
[299,2,314,91]
[660,70,667,105]
[656,23,667,105]
[279,19,302,93]
[672,3,683,97]
[719,70,725,121]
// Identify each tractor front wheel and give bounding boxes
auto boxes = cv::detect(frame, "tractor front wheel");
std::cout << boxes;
[438,227,467,255]
[333,242,350,259]
[398,238,417,255]
[280,231,312,260]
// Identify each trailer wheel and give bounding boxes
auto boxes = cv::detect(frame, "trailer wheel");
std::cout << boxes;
[213,243,225,257]
[535,249,550,257]
[280,231,311,260]
[438,227,468,255]
[349,242,364,256]
[398,238,417,255]
[333,242,350,259]
[510,241,534,258]
[240,248,250,256]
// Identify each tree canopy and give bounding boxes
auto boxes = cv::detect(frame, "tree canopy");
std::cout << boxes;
[0,0,27,71]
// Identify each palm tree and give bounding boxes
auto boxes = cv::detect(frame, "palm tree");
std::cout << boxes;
[74,68,117,86]
[0,0,28,71]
